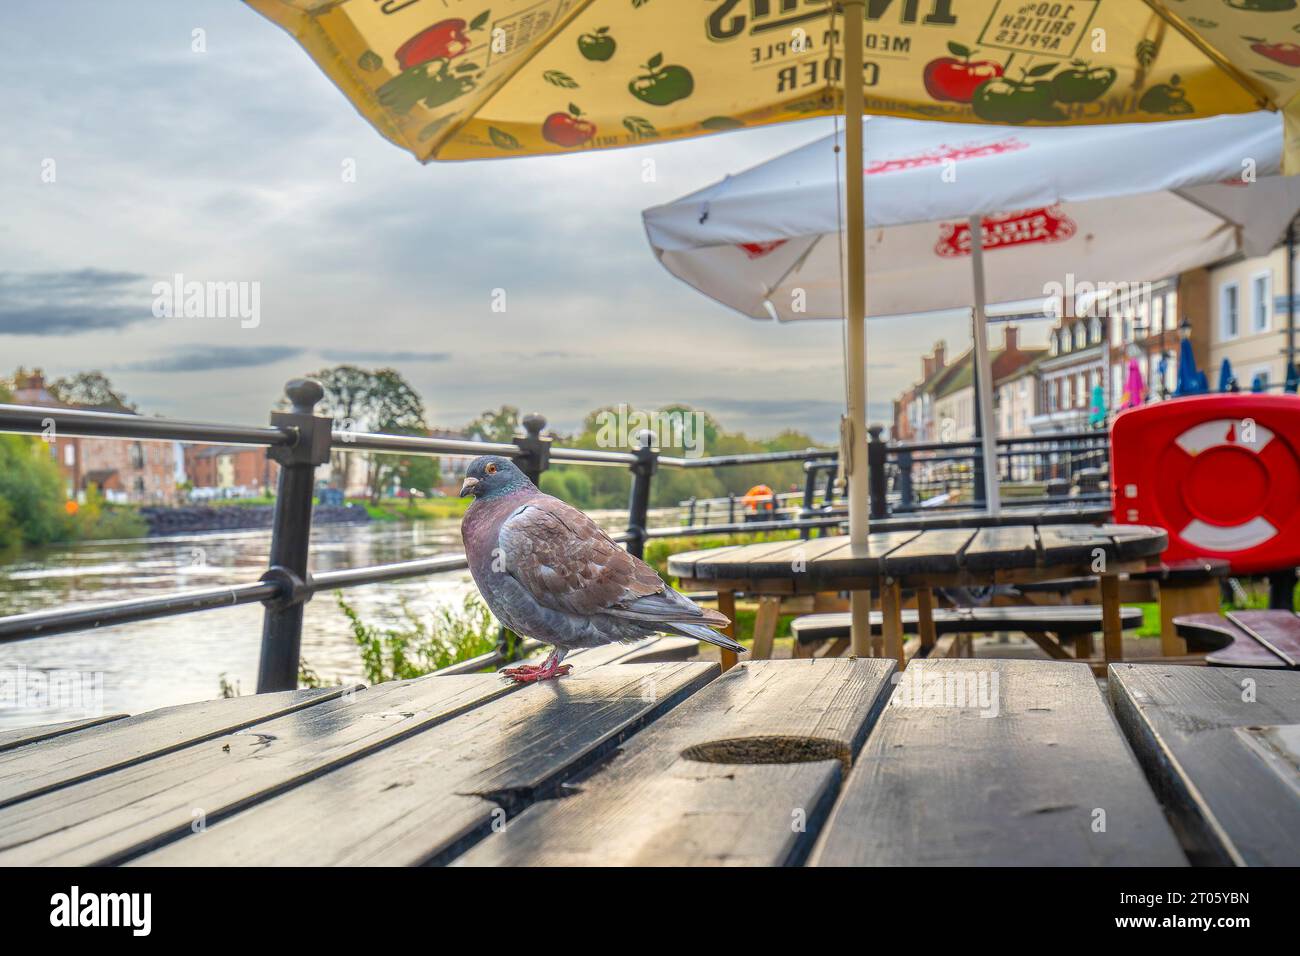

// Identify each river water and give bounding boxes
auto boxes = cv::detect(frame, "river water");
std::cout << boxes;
[0,512,638,730]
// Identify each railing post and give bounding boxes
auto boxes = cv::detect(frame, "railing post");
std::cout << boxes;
[686,496,697,526]
[897,449,915,511]
[256,379,333,693]
[727,494,736,524]
[867,425,888,519]
[625,429,657,559]
[512,412,551,486]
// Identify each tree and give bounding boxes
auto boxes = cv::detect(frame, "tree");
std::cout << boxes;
[48,371,135,411]
[309,365,429,501]
[312,365,376,491]
[465,405,521,443]
[364,369,429,504]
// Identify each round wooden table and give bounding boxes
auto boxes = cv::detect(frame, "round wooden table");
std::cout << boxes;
[669,522,1168,669]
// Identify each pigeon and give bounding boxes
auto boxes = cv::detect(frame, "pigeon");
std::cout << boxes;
[459,455,742,682]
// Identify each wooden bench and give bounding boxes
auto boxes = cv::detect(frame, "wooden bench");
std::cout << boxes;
[1174,610,1300,668]
[809,659,1186,866]
[790,605,1143,664]
[1011,559,1229,657]
[1110,663,1300,865]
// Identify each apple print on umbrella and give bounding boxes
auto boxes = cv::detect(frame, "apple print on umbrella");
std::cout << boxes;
[923,43,1003,103]
[1050,61,1117,103]
[542,103,596,147]
[629,53,694,106]
[378,58,481,115]
[971,63,1067,123]
[578,27,616,62]
[1245,36,1300,67]
[1140,74,1195,115]
[1226,0,1296,10]
[395,11,490,70]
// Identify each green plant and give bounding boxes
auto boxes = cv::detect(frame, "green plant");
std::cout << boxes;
[336,590,501,683]
[218,673,242,698]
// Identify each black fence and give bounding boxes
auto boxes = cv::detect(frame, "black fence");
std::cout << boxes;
[0,379,1111,693]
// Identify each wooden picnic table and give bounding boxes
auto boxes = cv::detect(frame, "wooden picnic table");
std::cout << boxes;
[668,523,1168,670]
[4,651,1292,866]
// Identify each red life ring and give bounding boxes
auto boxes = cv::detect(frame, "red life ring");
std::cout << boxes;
[1111,394,1300,574]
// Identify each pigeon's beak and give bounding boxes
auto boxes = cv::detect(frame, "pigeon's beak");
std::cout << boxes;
[459,476,480,498]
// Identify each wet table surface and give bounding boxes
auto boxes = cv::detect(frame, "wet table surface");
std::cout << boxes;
[1,642,1294,866]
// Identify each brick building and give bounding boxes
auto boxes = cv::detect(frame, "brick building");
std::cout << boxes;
[182,445,279,498]
[10,371,181,504]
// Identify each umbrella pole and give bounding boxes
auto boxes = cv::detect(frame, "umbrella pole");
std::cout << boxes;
[843,1,872,656]
[968,215,1001,515]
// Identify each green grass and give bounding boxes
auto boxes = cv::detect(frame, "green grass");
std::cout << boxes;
[353,496,470,522]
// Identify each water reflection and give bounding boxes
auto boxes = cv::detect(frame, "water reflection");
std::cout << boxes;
[0,514,627,730]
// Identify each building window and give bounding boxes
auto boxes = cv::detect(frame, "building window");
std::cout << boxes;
[130,442,145,469]
[1151,294,1164,334]
[1166,290,1178,328]
[1089,317,1102,344]
[1136,299,1148,338]
[1062,377,1072,409]
[63,444,75,467]
[1221,281,1240,340]
[1252,271,1271,334]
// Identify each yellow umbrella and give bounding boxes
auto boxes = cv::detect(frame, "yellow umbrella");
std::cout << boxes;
[247,1,1293,161]
[246,0,1298,656]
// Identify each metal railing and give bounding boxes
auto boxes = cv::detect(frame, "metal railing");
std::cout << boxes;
[0,378,1113,693]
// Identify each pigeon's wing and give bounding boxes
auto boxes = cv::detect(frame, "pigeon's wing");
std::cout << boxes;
[496,496,663,617]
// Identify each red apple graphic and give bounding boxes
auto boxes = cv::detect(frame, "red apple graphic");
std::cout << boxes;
[542,103,596,147]
[923,42,1004,103]
[395,11,490,69]
[1245,36,1300,68]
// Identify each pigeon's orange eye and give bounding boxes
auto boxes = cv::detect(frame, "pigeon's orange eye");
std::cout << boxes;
[485,463,498,475]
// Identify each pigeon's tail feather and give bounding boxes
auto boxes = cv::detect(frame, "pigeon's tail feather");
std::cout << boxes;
[668,620,745,654]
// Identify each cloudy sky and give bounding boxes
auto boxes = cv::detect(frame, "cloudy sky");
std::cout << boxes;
[0,0,1034,443]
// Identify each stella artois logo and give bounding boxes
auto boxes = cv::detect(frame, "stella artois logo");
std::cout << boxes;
[935,206,1076,258]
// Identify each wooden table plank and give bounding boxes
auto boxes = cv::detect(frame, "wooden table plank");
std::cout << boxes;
[0,714,128,754]
[1228,611,1300,667]
[960,526,1040,572]
[452,658,896,866]
[0,685,353,810]
[128,661,717,866]
[1175,614,1289,668]
[806,531,920,582]
[666,545,746,581]
[809,659,1186,866]
[1108,663,1300,866]
[681,540,812,580]
[879,529,977,576]
[0,674,520,866]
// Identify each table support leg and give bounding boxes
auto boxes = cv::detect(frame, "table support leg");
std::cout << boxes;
[1158,581,1218,657]
[850,588,873,658]
[916,586,936,655]
[717,589,739,672]
[751,595,781,660]
[1100,574,1123,663]
[881,578,904,669]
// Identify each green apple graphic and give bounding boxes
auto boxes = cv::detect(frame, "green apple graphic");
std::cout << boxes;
[1139,74,1194,115]
[629,53,694,106]
[578,26,616,61]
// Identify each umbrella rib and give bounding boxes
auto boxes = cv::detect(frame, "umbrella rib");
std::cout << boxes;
[1143,0,1277,111]
[1170,187,1245,251]
[420,0,600,159]
[763,235,825,309]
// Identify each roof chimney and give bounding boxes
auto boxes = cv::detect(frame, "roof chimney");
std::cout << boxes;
[1003,325,1018,353]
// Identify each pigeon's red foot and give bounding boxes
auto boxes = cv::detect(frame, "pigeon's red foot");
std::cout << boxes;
[500,659,572,683]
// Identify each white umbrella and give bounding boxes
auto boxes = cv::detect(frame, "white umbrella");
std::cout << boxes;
[644,111,1300,516]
